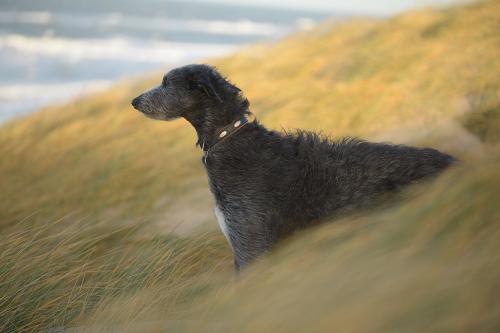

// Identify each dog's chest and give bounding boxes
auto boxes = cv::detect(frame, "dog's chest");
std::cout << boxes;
[214,204,232,249]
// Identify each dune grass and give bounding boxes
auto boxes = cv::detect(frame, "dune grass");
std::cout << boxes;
[0,217,231,332]
[0,0,499,332]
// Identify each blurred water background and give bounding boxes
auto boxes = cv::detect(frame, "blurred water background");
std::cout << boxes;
[0,0,336,122]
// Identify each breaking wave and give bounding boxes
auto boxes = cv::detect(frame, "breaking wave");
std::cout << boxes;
[0,34,237,63]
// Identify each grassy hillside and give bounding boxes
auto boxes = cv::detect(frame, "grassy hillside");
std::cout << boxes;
[1,0,498,231]
[0,0,499,332]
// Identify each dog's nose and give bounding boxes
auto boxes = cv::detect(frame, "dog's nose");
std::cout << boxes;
[131,96,142,109]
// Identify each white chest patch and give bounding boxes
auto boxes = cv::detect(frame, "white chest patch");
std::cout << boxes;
[214,205,232,248]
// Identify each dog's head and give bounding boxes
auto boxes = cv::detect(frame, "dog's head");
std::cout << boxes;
[131,64,245,122]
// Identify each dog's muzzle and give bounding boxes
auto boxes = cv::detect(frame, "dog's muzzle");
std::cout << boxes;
[131,96,142,110]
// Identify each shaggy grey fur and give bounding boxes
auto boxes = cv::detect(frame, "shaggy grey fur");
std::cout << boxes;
[132,64,455,270]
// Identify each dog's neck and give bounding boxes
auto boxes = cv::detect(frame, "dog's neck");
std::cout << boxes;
[183,105,250,149]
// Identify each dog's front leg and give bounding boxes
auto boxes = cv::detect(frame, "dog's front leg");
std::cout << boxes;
[229,219,273,271]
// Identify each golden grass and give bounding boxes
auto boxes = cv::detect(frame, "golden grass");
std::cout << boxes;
[0,0,499,331]
[0,217,231,332]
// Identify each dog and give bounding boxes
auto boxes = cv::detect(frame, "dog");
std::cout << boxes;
[132,64,455,270]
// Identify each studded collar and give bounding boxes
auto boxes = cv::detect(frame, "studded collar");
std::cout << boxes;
[201,112,255,164]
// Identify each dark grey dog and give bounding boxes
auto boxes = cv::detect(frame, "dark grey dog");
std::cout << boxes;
[132,64,455,270]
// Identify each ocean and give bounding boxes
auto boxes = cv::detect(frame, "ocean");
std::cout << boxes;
[0,0,335,122]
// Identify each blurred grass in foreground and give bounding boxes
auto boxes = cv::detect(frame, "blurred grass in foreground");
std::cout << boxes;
[0,0,499,332]
[0,218,231,332]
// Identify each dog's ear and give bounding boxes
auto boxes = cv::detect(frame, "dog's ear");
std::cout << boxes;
[196,71,223,103]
